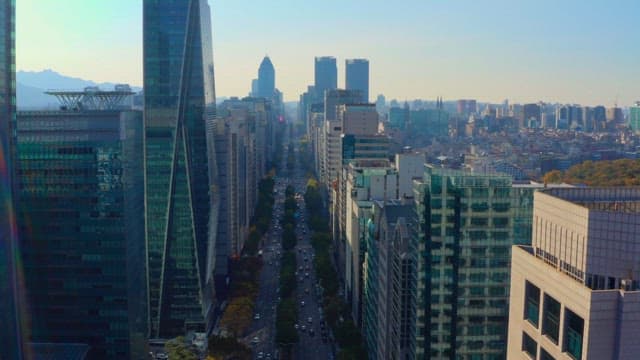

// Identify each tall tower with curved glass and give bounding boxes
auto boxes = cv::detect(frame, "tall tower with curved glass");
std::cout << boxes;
[0,0,22,358]
[144,0,218,338]
[257,56,275,99]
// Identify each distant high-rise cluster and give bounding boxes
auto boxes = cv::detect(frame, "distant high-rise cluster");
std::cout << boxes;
[4,0,640,358]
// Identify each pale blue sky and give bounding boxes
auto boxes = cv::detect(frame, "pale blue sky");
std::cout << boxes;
[16,0,640,105]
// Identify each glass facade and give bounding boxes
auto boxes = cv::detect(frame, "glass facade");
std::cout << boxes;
[16,110,147,359]
[630,104,640,134]
[345,59,369,102]
[0,0,22,358]
[411,166,536,359]
[143,0,218,338]
[314,56,337,98]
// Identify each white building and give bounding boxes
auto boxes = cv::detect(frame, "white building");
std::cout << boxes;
[508,187,640,360]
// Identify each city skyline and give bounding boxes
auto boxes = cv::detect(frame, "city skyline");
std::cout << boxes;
[16,0,640,106]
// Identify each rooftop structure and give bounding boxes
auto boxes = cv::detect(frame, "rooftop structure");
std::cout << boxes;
[46,85,134,110]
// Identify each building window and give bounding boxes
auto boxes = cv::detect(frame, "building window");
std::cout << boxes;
[542,294,560,343]
[563,308,584,360]
[540,347,556,360]
[522,332,537,359]
[524,281,540,327]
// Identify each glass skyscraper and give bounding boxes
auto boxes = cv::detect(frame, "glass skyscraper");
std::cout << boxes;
[411,166,536,359]
[16,109,147,359]
[143,0,218,338]
[345,59,369,103]
[257,56,275,99]
[314,56,337,98]
[0,1,23,358]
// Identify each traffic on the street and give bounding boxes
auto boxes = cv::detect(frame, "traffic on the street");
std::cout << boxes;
[247,138,335,360]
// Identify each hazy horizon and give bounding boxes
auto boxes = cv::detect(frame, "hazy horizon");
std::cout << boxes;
[17,0,640,105]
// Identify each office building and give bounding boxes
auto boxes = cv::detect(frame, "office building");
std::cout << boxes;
[315,56,337,98]
[342,161,399,324]
[409,108,450,137]
[363,200,415,360]
[324,89,364,122]
[337,155,423,326]
[143,0,218,337]
[215,97,272,270]
[630,102,640,134]
[318,90,364,185]
[256,56,275,99]
[411,166,538,359]
[508,188,640,360]
[346,59,370,102]
[340,103,379,135]
[16,94,147,359]
[0,1,22,358]
[523,103,542,128]
[606,107,624,124]
[389,104,410,129]
[457,99,477,115]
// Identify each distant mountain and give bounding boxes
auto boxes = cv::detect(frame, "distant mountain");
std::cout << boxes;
[17,69,142,92]
[16,82,60,110]
[16,69,142,110]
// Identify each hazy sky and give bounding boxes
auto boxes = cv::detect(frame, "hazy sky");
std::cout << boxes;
[16,0,640,105]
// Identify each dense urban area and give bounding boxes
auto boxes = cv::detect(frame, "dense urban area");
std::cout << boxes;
[2,1,640,360]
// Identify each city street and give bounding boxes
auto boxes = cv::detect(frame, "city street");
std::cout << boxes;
[247,138,334,360]
[289,158,334,360]
[245,178,286,360]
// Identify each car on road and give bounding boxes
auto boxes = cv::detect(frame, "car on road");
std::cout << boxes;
[305,272,309,277]
[307,316,313,324]
[305,288,309,294]
[251,336,259,344]
[309,328,315,336]
[300,300,305,306]
[301,325,306,332]
[257,351,264,359]
[254,313,260,320]
[294,323,299,329]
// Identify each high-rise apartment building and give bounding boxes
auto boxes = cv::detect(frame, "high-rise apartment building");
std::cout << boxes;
[0,1,22,358]
[315,56,337,98]
[346,59,369,102]
[411,166,538,359]
[143,0,218,337]
[15,106,148,359]
[508,188,640,360]
[630,102,640,134]
[257,56,275,99]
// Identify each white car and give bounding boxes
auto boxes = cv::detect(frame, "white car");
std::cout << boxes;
[254,313,261,320]
[307,317,313,324]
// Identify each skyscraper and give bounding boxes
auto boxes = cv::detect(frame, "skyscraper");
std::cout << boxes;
[315,56,337,98]
[411,166,537,359]
[346,59,369,102]
[257,56,275,99]
[143,0,218,338]
[16,101,147,359]
[0,1,22,358]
